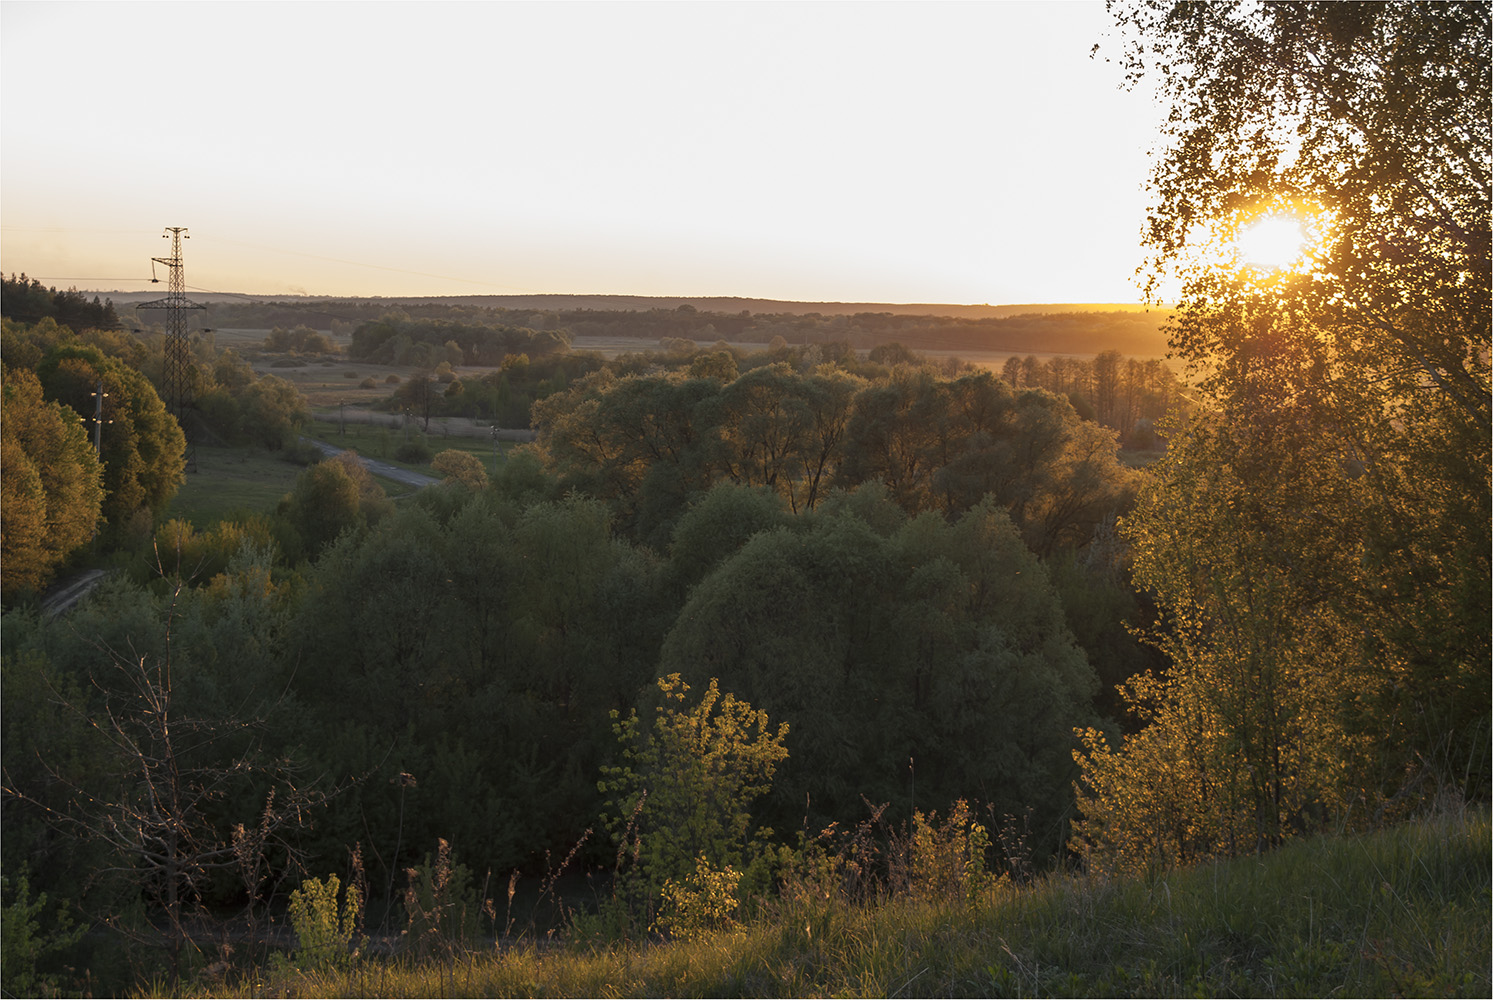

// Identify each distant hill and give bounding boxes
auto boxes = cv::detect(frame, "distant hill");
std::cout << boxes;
[94,289,1157,320]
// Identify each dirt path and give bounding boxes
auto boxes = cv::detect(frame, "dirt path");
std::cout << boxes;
[301,437,440,490]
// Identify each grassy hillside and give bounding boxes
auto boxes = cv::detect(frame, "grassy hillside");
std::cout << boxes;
[196,808,1488,998]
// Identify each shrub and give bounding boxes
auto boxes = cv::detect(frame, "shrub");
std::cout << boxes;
[431,449,488,490]
[281,439,325,466]
[905,800,995,904]
[0,870,84,997]
[656,854,741,940]
[599,675,788,928]
[279,874,361,972]
[394,436,433,464]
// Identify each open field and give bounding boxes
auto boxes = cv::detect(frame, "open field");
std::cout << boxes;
[164,446,305,528]
[303,418,520,472]
[165,428,509,530]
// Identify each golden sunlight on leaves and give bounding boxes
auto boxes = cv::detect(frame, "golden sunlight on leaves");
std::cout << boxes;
[1165,204,1334,298]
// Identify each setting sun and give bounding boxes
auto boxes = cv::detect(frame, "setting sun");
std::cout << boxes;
[1235,213,1311,270]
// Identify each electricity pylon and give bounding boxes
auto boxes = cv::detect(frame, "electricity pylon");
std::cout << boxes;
[138,227,207,471]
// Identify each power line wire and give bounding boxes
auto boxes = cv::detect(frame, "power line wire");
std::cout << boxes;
[7,225,541,294]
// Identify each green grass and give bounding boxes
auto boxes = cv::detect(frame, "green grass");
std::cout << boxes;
[165,426,516,532]
[305,418,516,474]
[197,808,1489,998]
[165,445,307,529]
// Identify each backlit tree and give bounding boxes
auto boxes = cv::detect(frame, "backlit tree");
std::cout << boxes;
[1075,1,1490,868]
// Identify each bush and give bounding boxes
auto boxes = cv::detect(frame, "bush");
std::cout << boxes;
[656,854,741,940]
[431,449,488,490]
[393,437,433,464]
[598,675,789,928]
[1,870,84,997]
[281,439,325,466]
[906,800,995,904]
[279,874,361,972]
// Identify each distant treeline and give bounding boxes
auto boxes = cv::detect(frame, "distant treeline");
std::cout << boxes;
[2,274,121,332]
[129,295,1171,357]
[369,330,1180,449]
[349,313,574,367]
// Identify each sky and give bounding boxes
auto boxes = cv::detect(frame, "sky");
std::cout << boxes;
[1,1,1164,306]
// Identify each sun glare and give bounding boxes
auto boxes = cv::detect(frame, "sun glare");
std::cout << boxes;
[1235,214,1310,271]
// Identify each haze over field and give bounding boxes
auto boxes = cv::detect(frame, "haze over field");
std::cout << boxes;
[1,1,1160,306]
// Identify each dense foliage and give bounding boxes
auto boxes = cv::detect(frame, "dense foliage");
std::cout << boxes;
[35,344,184,546]
[1073,0,1490,871]
[348,314,573,368]
[2,332,1139,989]
[533,363,1137,553]
[0,364,104,599]
[1,274,120,332]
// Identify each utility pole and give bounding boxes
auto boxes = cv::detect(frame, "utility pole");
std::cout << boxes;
[138,227,207,472]
[91,381,109,456]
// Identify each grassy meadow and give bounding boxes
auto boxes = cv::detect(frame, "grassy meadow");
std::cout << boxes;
[303,418,519,471]
[180,808,1488,999]
[164,446,308,529]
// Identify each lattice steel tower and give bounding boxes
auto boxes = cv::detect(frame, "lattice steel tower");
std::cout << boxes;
[138,227,206,470]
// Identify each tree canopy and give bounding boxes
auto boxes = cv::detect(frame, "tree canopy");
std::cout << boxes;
[661,490,1098,842]
[0,363,105,598]
[1074,0,1491,870]
[534,364,1136,553]
[34,344,185,543]
[1115,0,1489,431]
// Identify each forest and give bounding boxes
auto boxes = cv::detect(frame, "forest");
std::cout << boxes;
[2,3,1489,996]
[2,286,1167,986]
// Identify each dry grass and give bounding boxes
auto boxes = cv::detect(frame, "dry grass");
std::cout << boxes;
[192,808,1489,999]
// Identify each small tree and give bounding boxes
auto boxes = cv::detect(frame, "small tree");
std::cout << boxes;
[280,873,361,971]
[431,449,488,491]
[598,674,788,924]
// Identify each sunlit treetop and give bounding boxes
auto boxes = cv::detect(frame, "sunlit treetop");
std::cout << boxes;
[1109,0,1490,430]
